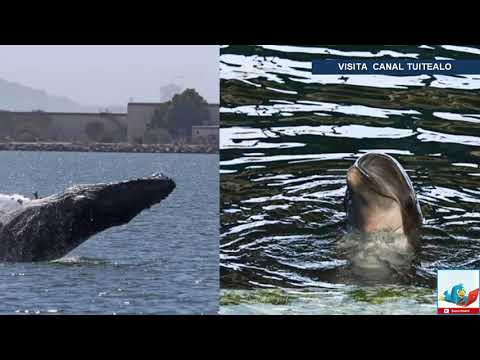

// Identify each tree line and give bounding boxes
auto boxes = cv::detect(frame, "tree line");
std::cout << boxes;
[142,88,210,144]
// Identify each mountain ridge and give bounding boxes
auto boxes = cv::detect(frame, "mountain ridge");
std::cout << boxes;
[0,77,126,113]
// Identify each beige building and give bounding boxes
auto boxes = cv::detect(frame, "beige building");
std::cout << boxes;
[126,103,160,143]
[0,110,127,142]
[0,102,219,144]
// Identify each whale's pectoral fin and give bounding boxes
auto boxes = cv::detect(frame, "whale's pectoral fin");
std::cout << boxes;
[0,175,176,262]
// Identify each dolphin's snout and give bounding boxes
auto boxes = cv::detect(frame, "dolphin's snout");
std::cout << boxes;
[346,166,362,189]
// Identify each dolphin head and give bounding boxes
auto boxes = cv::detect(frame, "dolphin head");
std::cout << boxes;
[345,153,423,240]
[0,174,175,262]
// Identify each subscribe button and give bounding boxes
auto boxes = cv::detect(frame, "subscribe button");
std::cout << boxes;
[438,308,479,314]
[311,59,480,75]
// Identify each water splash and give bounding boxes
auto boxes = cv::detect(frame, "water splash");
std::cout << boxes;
[0,193,31,216]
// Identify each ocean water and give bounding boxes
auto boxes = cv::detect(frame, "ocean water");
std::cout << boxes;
[0,151,219,314]
[220,45,480,314]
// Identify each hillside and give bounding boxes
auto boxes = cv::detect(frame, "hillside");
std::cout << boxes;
[0,78,125,113]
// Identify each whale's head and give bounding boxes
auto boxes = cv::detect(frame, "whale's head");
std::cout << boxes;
[345,153,423,240]
[0,174,176,262]
[58,174,176,233]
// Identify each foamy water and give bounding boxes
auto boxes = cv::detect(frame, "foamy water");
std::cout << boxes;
[336,232,416,279]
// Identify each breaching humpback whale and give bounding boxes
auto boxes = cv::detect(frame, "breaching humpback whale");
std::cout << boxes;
[0,174,175,262]
[339,153,424,278]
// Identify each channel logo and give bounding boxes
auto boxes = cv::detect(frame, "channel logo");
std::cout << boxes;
[437,270,480,314]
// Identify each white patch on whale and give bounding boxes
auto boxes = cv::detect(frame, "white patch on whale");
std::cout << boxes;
[0,194,32,217]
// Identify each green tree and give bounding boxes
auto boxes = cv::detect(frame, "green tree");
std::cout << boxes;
[164,88,210,137]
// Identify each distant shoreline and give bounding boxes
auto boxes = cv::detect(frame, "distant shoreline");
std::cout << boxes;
[0,142,218,154]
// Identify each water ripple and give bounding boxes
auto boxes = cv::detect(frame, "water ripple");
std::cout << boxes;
[220,45,480,291]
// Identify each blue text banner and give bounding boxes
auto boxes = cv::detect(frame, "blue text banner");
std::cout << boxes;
[312,60,480,75]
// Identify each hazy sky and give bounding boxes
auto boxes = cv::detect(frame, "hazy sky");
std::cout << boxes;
[0,45,219,106]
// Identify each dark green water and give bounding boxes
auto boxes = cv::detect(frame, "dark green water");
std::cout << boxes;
[220,45,480,312]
